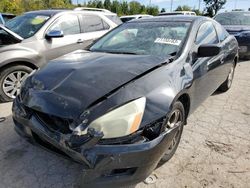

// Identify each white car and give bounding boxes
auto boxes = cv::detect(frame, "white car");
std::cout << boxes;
[120,14,153,22]
[74,7,122,26]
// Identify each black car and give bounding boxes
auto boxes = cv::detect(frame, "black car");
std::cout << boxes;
[13,16,238,187]
[0,13,16,24]
[214,11,250,59]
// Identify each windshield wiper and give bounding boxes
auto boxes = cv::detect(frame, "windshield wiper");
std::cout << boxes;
[107,51,138,55]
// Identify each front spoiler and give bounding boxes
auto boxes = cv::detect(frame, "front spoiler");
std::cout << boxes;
[13,99,178,187]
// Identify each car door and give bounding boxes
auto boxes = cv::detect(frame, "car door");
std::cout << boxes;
[214,22,235,81]
[80,14,110,47]
[190,21,223,109]
[41,14,84,61]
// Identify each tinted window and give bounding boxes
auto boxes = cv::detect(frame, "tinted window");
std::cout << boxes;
[5,14,50,39]
[196,22,219,45]
[83,15,108,32]
[215,12,250,25]
[215,23,229,42]
[49,15,80,35]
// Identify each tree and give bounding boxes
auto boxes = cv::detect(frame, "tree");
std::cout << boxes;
[120,1,129,15]
[175,5,192,11]
[204,0,226,17]
[146,6,159,16]
[160,8,166,13]
[103,0,111,10]
[129,1,141,15]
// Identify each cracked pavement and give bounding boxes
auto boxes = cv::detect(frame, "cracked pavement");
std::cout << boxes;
[0,61,249,188]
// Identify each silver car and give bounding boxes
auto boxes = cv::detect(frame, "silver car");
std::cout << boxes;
[0,9,121,102]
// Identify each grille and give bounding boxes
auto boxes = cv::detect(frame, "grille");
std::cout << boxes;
[34,110,73,134]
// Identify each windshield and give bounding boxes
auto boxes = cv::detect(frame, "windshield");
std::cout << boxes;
[215,12,250,25]
[90,21,190,58]
[5,14,50,39]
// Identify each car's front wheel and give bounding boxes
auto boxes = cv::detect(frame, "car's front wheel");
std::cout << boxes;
[160,101,185,163]
[0,65,33,102]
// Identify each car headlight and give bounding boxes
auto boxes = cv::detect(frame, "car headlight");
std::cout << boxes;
[82,97,146,139]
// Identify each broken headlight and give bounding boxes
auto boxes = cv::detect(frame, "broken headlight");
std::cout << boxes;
[82,97,146,139]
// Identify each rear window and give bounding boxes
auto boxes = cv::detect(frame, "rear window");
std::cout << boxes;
[105,15,122,25]
[215,12,250,25]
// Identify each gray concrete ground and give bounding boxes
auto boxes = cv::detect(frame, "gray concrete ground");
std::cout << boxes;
[0,61,249,188]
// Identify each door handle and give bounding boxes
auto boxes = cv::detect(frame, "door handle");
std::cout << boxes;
[77,39,84,44]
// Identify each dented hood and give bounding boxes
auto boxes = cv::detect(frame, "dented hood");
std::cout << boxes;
[22,51,167,119]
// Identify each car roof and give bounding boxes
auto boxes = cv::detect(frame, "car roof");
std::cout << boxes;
[24,9,116,17]
[24,9,69,17]
[216,11,250,15]
[129,15,205,23]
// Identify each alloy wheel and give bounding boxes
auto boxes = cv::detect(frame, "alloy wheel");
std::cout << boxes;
[2,71,29,99]
[165,109,183,155]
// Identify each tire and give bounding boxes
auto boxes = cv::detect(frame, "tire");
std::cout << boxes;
[160,101,185,163]
[0,65,33,102]
[218,64,235,92]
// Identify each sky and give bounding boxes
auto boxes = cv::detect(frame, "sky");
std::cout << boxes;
[72,0,250,12]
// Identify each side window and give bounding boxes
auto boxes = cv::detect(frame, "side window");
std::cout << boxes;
[196,22,219,45]
[48,15,80,35]
[215,23,229,42]
[83,15,109,32]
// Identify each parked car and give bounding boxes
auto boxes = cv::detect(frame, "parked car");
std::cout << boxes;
[13,16,238,187]
[0,9,120,102]
[214,11,250,59]
[74,7,122,25]
[0,13,16,24]
[120,14,153,22]
[159,11,196,16]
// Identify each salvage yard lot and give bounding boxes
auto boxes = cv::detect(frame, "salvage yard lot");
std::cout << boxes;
[0,61,249,188]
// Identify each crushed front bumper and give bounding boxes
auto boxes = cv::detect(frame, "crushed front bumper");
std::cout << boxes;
[12,98,178,187]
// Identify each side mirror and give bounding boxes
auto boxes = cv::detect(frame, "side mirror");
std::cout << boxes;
[197,44,221,57]
[45,30,64,39]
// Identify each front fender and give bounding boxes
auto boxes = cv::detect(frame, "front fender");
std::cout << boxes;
[84,61,193,128]
[0,46,45,69]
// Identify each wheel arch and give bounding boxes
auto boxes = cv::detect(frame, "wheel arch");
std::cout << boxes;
[0,61,38,73]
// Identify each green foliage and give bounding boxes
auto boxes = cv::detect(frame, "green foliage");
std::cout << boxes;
[175,5,192,11]
[204,0,227,17]
[0,0,73,14]
[0,0,158,16]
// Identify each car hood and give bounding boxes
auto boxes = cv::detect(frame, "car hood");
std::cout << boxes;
[223,25,250,34]
[0,24,23,42]
[22,50,169,119]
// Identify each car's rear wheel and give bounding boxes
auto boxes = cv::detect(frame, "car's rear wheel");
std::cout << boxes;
[160,101,185,163]
[218,64,235,92]
[0,65,33,102]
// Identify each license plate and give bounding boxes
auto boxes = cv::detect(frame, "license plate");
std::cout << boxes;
[239,46,248,53]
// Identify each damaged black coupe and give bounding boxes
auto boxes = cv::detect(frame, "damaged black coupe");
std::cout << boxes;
[12,16,238,187]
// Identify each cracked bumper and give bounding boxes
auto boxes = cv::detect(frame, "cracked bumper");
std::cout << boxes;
[12,98,178,187]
